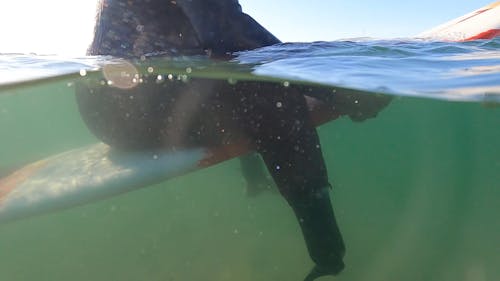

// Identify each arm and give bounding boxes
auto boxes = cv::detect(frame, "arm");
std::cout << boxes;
[176,0,281,55]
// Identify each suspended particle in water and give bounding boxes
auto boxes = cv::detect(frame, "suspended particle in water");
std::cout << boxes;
[167,74,174,80]
[156,74,164,83]
[276,101,283,108]
[79,69,87,76]
[153,154,159,160]
[354,100,359,104]
[283,81,290,87]
[233,229,239,234]
[147,66,154,73]
[107,80,114,86]
[276,165,281,170]
[228,77,237,85]
[185,67,192,73]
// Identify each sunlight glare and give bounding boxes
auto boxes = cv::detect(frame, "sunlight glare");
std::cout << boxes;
[0,1,98,56]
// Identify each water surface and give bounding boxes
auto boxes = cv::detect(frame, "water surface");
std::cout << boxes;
[0,39,498,281]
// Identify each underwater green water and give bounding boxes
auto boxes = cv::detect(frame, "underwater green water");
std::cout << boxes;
[0,78,498,281]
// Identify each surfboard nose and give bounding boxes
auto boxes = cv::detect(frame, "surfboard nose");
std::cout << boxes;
[417,1,500,41]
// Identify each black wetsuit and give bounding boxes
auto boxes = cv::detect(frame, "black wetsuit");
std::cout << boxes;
[76,0,347,279]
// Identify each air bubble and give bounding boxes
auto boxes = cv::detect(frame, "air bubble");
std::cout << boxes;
[276,101,282,108]
[79,69,87,76]
[147,66,154,73]
[283,81,290,87]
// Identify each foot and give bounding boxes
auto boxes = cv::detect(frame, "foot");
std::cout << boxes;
[304,262,345,281]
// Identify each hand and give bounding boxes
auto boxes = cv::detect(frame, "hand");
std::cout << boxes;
[333,90,392,122]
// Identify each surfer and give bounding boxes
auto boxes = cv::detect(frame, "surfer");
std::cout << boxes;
[76,0,390,280]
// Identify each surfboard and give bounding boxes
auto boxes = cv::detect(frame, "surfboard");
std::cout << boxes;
[418,1,500,41]
[0,97,339,224]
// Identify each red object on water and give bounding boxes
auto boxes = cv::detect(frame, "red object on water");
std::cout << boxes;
[465,29,500,41]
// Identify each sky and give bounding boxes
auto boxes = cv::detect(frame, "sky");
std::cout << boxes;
[0,0,494,56]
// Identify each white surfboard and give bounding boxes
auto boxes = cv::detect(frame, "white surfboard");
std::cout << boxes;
[418,1,500,41]
[0,97,338,224]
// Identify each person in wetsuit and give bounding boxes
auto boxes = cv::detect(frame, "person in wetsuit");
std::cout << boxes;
[76,1,389,280]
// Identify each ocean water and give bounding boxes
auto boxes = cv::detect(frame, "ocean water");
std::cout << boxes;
[0,39,499,281]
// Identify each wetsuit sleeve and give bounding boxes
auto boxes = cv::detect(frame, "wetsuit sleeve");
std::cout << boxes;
[175,0,281,54]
